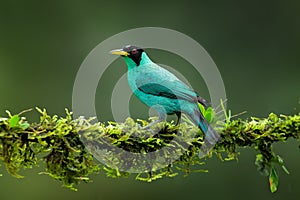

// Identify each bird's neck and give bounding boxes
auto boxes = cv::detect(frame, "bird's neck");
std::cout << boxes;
[123,52,153,70]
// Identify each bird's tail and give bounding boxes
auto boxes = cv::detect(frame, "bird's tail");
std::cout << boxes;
[198,114,221,144]
[188,108,221,145]
[196,113,221,156]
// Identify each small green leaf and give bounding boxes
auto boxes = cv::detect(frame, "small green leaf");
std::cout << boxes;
[205,112,212,122]
[205,107,214,122]
[9,115,20,128]
[198,103,205,114]
[269,165,279,193]
[198,104,214,123]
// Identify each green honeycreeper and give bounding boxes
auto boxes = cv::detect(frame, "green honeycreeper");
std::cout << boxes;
[110,45,220,145]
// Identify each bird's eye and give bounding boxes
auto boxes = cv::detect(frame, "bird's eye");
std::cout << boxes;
[131,49,137,54]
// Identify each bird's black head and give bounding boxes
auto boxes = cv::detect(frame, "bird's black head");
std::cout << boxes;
[110,45,144,66]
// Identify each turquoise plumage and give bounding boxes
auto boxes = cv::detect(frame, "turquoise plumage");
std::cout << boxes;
[110,45,220,145]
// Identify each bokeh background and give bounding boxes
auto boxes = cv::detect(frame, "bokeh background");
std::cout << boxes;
[0,0,299,200]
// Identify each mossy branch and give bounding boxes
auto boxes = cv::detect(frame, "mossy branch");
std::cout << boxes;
[0,108,299,192]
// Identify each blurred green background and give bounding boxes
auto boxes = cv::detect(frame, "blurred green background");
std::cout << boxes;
[0,0,299,200]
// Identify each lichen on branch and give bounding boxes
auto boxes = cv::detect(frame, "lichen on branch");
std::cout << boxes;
[0,108,299,192]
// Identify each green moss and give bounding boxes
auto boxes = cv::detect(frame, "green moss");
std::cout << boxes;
[0,108,299,192]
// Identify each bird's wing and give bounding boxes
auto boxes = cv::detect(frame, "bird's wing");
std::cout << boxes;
[135,63,199,102]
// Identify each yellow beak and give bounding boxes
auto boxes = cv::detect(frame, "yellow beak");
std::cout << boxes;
[110,49,130,56]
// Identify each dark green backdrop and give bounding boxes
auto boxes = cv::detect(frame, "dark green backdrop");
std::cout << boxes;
[0,1,299,200]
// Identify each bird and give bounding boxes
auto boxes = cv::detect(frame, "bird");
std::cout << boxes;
[110,45,220,145]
